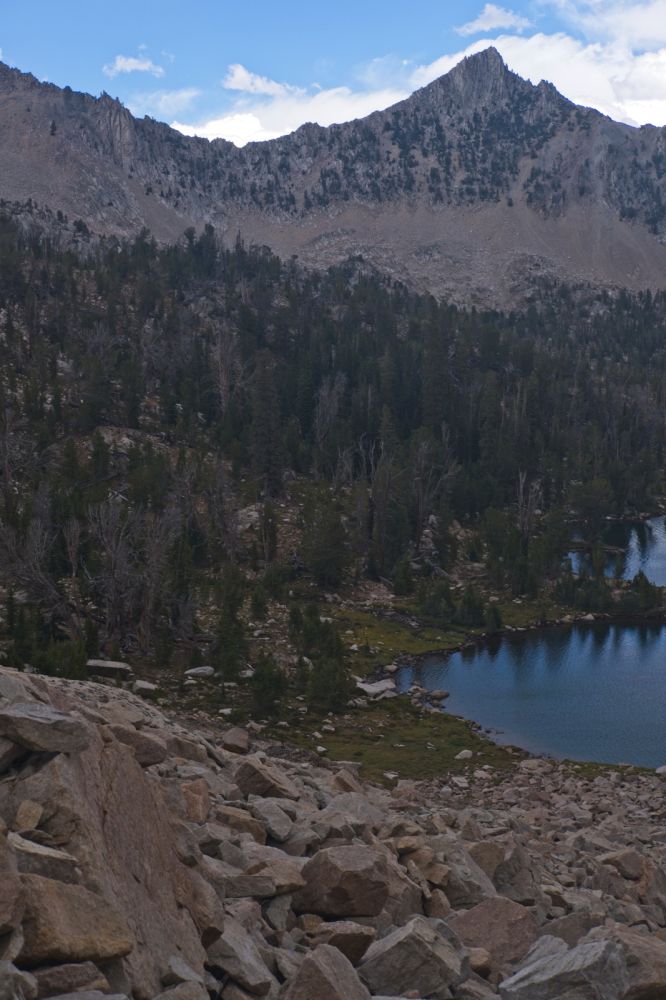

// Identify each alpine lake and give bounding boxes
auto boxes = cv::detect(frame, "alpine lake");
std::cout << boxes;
[398,517,666,768]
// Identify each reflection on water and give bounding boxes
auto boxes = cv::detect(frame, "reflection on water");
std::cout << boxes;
[398,623,666,767]
[569,516,666,584]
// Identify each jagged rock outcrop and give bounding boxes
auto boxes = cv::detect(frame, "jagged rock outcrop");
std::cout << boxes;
[3,666,666,999]
[1,50,666,305]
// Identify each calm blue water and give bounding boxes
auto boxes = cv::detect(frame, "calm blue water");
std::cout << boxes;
[398,623,666,767]
[568,516,666,584]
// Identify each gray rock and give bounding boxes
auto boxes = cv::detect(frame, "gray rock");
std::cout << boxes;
[206,916,276,996]
[585,925,666,998]
[7,832,80,883]
[222,874,277,899]
[0,736,24,773]
[293,846,390,918]
[249,797,292,842]
[492,836,544,907]
[448,896,538,971]
[355,679,396,698]
[132,679,158,697]
[310,920,376,965]
[221,727,250,754]
[235,756,300,801]
[0,703,91,753]
[162,955,205,987]
[86,659,133,680]
[499,936,628,1000]
[541,910,606,947]
[281,944,370,1000]
[33,961,109,997]
[438,838,497,909]
[263,893,293,932]
[0,672,32,704]
[359,916,468,999]
[107,724,167,766]
[0,962,37,1000]
[184,667,215,679]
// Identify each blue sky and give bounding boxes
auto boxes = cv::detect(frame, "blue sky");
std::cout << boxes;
[2,1,666,143]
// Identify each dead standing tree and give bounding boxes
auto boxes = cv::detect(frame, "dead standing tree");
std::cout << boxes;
[136,505,180,654]
[86,499,139,645]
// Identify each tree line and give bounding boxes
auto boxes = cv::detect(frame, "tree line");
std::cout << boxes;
[0,212,665,675]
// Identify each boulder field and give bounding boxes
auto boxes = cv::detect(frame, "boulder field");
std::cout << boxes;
[1,667,666,999]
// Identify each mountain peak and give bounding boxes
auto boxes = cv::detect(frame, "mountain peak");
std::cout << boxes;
[455,46,507,73]
[412,45,526,112]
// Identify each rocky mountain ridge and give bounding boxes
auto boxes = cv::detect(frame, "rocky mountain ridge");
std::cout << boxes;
[2,50,666,304]
[3,666,666,999]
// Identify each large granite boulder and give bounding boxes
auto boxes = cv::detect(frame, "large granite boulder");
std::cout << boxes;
[235,756,300,801]
[0,703,91,754]
[281,944,371,1000]
[32,960,110,997]
[499,935,628,1000]
[310,921,377,964]
[293,846,390,918]
[206,916,276,996]
[18,875,133,966]
[448,896,539,971]
[586,925,666,999]
[358,916,468,999]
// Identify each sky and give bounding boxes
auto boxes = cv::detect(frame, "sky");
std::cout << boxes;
[2,1,666,145]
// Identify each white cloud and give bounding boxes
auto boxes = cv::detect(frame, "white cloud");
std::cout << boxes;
[456,3,533,36]
[223,63,303,98]
[548,0,666,48]
[174,112,282,145]
[128,87,201,119]
[173,83,406,145]
[103,55,165,79]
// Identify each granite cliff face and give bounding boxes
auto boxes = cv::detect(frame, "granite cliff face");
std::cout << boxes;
[1,49,666,303]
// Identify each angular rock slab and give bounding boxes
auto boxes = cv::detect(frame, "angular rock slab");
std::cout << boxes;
[294,846,390,918]
[448,896,538,970]
[499,936,628,1000]
[310,920,376,964]
[206,916,276,996]
[18,874,133,966]
[8,832,80,883]
[282,944,371,1000]
[107,724,167,766]
[235,756,300,801]
[0,703,91,753]
[32,960,110,997]
[587,925,666,999]
[359,916,468,999]
[86,659,133,680]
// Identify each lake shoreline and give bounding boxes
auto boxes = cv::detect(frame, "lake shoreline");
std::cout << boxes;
[388,613,666,771]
